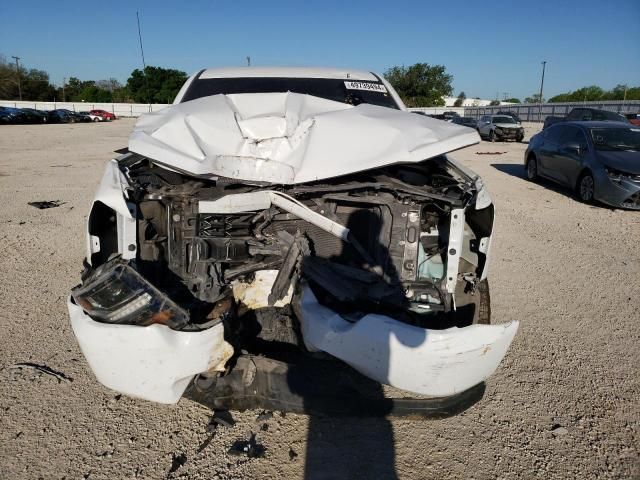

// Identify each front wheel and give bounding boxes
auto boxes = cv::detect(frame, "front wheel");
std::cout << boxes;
[526,156,538,181]
[578,172,595,203]
[92,117,100,122]
[517,135,524,142]
[489,130,496,142]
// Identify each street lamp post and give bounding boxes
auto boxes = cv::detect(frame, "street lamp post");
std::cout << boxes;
[11,55,22,101]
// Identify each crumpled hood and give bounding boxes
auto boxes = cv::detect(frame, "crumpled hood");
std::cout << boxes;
[129,92,479,184]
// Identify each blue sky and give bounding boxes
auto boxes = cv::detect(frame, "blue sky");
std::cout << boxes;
[1,0,638,100]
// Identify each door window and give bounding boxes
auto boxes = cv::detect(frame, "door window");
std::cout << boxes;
[559,126,588,149]
[543,125,563,144]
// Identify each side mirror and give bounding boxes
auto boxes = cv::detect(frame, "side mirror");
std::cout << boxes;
[564,142,582,155]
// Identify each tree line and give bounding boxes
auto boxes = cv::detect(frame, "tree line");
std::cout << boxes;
[0,54,187,104]
[2,54,637,107]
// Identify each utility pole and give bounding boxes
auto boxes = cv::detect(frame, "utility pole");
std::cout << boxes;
[538,61,546,104]
[136,11,151,105]
[11,56,22,101]
[538,61,546,122]
[62,77,66,102]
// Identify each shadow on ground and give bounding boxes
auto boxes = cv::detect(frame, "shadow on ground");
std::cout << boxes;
[490,163,614,210]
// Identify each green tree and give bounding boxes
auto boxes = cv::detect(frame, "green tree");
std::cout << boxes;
[524,93,543,103]
[0,56,57,100]
[548,84,640,102]
[453,91,466,107]
[504,98,521,103]
[489,100,500,106]
[383,63,453,107]
[126,66,188,104]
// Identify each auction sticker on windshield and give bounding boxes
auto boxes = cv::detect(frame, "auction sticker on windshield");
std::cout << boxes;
[344,81,388,93]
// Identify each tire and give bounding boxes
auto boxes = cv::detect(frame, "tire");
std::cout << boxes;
[526,155,538,181]
[577,172,595,203]
[92,117,100,122]
[517,135,524,142]
[489,130,496,142]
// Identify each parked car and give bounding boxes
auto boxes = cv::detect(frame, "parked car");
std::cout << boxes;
[90,109,116,121]
[543,107,628,129]
[68,66,517,417]
[477,114,524,142]
[0,106,24,124]
[451,116,478,129]
[442,111,460,121]
[495,110,522,124]
[79,111,103,122]
[74,111,93,122]
[525,121,640,209]
[20,108,48,123]
[624,113,640,126]
[48,109,78,123]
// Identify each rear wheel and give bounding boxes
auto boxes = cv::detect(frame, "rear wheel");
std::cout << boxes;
[526,155,538,181]
[92,117,100,122]
[577,172,595,203]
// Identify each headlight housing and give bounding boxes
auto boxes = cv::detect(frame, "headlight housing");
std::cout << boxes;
[605,167,633,184]
[72,257,189,329]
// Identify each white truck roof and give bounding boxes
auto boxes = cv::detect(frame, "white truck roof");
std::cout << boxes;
[198,66,379,80]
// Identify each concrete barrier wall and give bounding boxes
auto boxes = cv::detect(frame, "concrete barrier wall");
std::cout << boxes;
[0,100,170,117]
[4,99,639,121]
[463,100,640,122]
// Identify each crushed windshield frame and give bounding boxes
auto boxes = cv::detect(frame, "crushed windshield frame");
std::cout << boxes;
[181,77,400,109]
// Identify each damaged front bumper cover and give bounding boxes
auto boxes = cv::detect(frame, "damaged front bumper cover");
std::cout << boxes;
[68,262,518,410]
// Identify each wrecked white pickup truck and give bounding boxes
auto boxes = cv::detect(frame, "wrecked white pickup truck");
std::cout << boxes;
[68,67,518,417]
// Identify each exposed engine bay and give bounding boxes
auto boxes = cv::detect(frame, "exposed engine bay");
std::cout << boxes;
[83,152,493,334]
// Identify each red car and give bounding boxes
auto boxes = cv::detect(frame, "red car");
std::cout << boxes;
[89,109,116,121]
[625,113,640,126]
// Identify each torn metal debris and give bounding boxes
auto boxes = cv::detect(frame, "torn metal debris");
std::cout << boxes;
[28,200,65,209]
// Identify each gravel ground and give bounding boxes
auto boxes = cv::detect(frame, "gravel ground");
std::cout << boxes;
[0,120,638,479]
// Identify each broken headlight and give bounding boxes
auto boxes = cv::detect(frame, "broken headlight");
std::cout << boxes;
[72,258,189,329]
[605,167,634,184]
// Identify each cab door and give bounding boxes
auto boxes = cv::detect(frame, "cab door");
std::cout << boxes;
[552,126,589,186]
[478,116,490,137]
[537,125,563,181]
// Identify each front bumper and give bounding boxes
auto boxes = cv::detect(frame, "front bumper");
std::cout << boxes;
[594,172,640,210]
[69,283,518,405]
[495,128,523,140]
[68,297,233,404]
[299,287,518,397]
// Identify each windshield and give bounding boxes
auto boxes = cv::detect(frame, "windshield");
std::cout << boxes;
[590,127,640,152]
[493,116,516,124]
[182,77,400,109]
